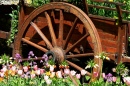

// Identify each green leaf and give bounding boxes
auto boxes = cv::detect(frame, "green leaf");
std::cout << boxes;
[85,75,90,81]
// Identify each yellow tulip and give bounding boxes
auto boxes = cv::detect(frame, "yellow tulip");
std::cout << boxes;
[46,71,51,76]
[0,77,4,82]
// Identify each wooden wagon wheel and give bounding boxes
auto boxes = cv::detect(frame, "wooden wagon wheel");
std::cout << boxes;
[13,2,102,82]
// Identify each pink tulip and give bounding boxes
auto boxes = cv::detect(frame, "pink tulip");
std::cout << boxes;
[64,68,70,75]
[76,74,81,79]
[23,66,28,72]
[112,76,117,82]
[93,72,98,77]
[33,65,38,70]
[102,73,106,78]
[40,69,45,75]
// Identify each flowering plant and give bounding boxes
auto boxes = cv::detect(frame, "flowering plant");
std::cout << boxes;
[0,51,129,86]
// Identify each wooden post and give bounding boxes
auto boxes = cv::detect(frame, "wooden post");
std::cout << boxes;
[116,5,124,64]
[82,0,89,15]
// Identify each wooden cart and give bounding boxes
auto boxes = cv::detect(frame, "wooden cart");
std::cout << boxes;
[0,0,130,83]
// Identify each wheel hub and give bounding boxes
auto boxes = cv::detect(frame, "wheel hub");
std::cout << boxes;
[46,47,65,63]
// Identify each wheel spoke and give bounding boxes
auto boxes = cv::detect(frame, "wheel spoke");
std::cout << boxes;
[66,53,94,59]
[45,11,57,46]
[58,10,64,47]
[63,17,78,49]
[30,22,53,49]
[65,33,90,54]
[22,38,48,52]
[21,57,44,61]
[66,60,91,76]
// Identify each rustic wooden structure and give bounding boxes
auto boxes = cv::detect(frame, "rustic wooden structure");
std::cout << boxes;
[0,0,130,84]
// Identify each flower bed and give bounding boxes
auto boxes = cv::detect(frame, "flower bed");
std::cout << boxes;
[0,52,129,86]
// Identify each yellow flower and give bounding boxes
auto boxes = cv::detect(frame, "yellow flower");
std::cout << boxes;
[46,71,51,76]
[50,72,55,78]
[9,70,16,76]
[4,71,9,78]
[0,77,4,82]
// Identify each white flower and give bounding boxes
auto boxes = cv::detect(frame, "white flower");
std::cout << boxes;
[35,69,41,75]
[49,65,54,72]
[70,70,76,76]
[45,79,52,85]
[31,73,36,78]
[1,66,7,72]
[81,70,87,75]
[11,66,16,71]
[50,72,55,78]
[56,71,62,78]
[0,72,4,77]
[17,70,23,75]
[44,75,49,81]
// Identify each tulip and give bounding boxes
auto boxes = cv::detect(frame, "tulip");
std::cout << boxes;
[0,72,4,77]
[93,72,98,77]
[112,76,117,82]
[50,72,55,78]
[45,79,52,85]
[56,71,62,78]
[35,69,41,75]
[31,73,36,78]
[102,73,106,78]
[123,77,130,85]
[70,70,76,76]
[23,66,28,72]
[64,68,70,75]
[11,66,16,71]
[1,66,7,72]
[81,70,87,76]
[40,69,45,75]
[17,70,23,75]
[33,65,38,70]
[76,74,81,79]
[49,65,54,72]
[44,75,49,81]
